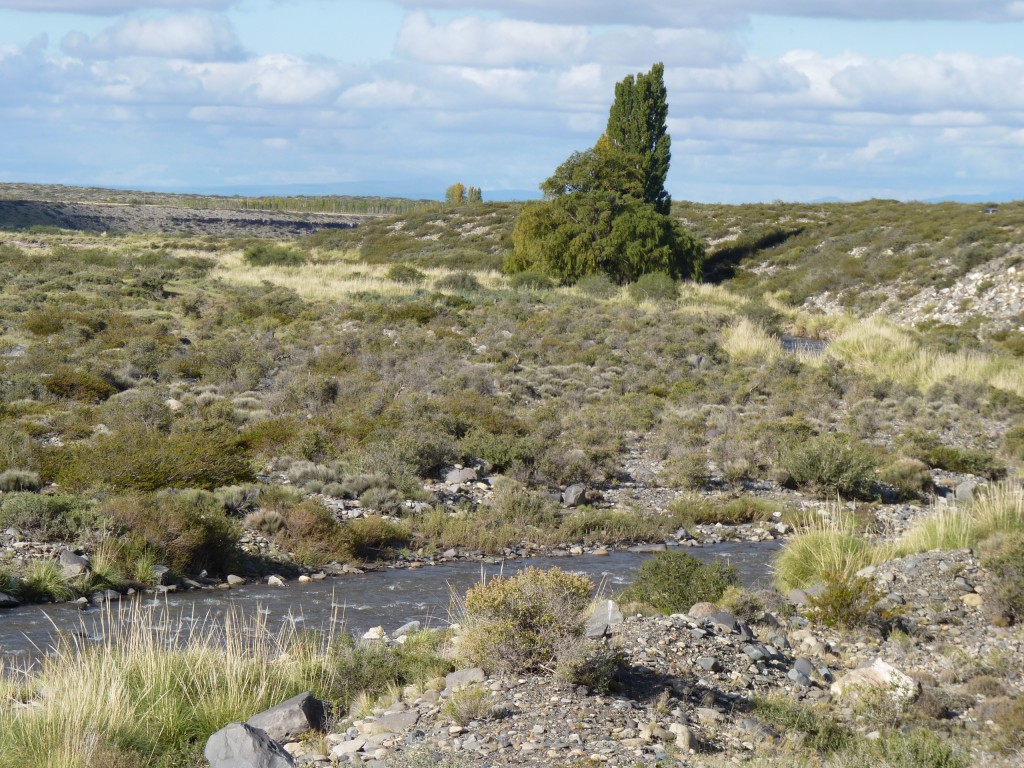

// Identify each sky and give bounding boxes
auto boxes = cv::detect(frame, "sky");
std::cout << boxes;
[1,1,1023,203]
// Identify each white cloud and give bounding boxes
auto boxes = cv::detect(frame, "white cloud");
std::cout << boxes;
[188,54,345,104]
[396,12,587,66]
[62,14,243,61]
[391,0,1024,26]
[852,135,917,162]
[339,79,427,109]
[0,0,232,13]
[588,27,742,68]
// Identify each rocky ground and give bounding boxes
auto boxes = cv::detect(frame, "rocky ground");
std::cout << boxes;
[205,542,1022,768]
[0,199,367,238]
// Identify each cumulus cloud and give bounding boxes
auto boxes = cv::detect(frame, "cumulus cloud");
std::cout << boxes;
[0,0,232,13]
[62,14,243,61]
[396,12,587,67]
[392,0,1024,26]
[189,54,346,104]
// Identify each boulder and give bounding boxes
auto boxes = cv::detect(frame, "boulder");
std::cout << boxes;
[687,602,719,620]
[393,620,422,638]
[0,591,19,609]
[955,480,980,505]
[152,565,171,586]
[366,710,418,735]
[830,658,919,704]
[204,722,295,768]
[267,575,285,587]
[247,692,328,742]
[226,575,246,586]
[445,467,477,485]
[562,483,587,508]
[585,599,624,639]
[58,549,90,579]
[445,667,486,690]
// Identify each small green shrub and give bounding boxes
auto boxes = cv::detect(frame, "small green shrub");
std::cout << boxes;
[617,551,739,614]
[441,685,497,726]
[781,432,880,500]
[434,271,482,292]
[0,469,42,492]
[242,243,305,267]
[275,499,352,566]
[508,270,554,290]
[900,431,1006,480]
[42,366,117,403]
[556,642,624,693]
[805,573,900,630]
[979,532,1024,626]
[386,263,427,284]
[0,493,100,541]
[880,458,935,500]
[459,566,593,675]
[104,491,240,576]
[752,695,853,755]
[575,273,618,299]
[628,271,677,302]
[1000,424,1024,463]
[773,526,881,592]
[345,515,411,559]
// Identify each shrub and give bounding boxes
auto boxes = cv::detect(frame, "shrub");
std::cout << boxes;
[51,424,254,492]
[617,551,739,614]
[900,431,1006,479]
[345,515,411,559]
[386,263,427,284]
[42,366,117,403]
[752,695,853,755]
[104,491,240,576]
[880,458,935,500]
[781,432,880,500]
[805,573,899,631]
[508,270,554,290]
[1002,424,1024,463]
[774,525,883,592]
[275,499,352,566]
[434,271,482,292]
[459,566,593,675]
[980,532,1024,626]
[0,469,42,492]
[628,271,677,302]
[0,493,100,541]
[556,642,624,693]
[441,686,498,726]
[242,243,305,267]
[575,273,618,299]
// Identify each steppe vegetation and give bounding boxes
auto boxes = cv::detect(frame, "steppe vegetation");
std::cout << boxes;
[0,179,1022,767]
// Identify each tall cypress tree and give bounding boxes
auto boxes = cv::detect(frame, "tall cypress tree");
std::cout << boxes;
[605,62,671,215]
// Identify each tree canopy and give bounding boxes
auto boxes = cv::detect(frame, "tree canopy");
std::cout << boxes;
[508,63,702,285]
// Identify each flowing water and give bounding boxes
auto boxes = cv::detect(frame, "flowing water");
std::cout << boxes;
[0,540,781,663]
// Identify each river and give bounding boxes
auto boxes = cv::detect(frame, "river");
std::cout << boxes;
[0,540,781,663]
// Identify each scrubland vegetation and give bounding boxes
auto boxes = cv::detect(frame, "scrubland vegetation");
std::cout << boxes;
[0,184,1022,767]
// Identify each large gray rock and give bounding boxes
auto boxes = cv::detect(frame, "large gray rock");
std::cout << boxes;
[58,549,90,579]
[445,667,486,690]
[366,710,419,735]
[831,658,919,705]
[956,480,980,505]
[562,483,587,507]
[247,692,328,742]
[0,591,20,609]
[445,467,477,485]
[585,599,624,639]
[204,722,295,768]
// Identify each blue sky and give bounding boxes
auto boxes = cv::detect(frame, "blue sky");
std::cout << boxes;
[1,1,1022,202]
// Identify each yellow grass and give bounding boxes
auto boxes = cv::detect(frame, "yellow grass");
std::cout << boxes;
[209,250,508,300]
[722,318,782,362]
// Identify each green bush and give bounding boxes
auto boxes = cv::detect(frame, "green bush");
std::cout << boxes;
[508,270,554,290]
[805,573,898,630]
[575,273,618,299]
[900,431,1006,480]
[781,432,880,500]
[0,493,101,541]
[1003,424,1024,463]
[434,271,482,292]
[18,560,75,603]
[386,263,427,284]
[459,566,593,674]
[51,423,254,492]
[0,469,42,492]
[105,491,240,576]
[242,243,305,267]
[980,532,1024,626]
[42,366,117,403]
[880,458,935,500]
[276,498,352,566]
[752,695,853,755]
[617,551,738,614]
[628,271,677,302]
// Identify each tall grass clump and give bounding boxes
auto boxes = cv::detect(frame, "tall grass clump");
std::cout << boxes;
[897,482,1023,554]
[722,318,781,363]
[774,511,889,592]
[0,603,452,768]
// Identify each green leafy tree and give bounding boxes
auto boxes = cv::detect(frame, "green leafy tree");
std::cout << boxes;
[445,183,467,204]
[467,186,483,203]
[605,62,671,214]
[508,64,702,284]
